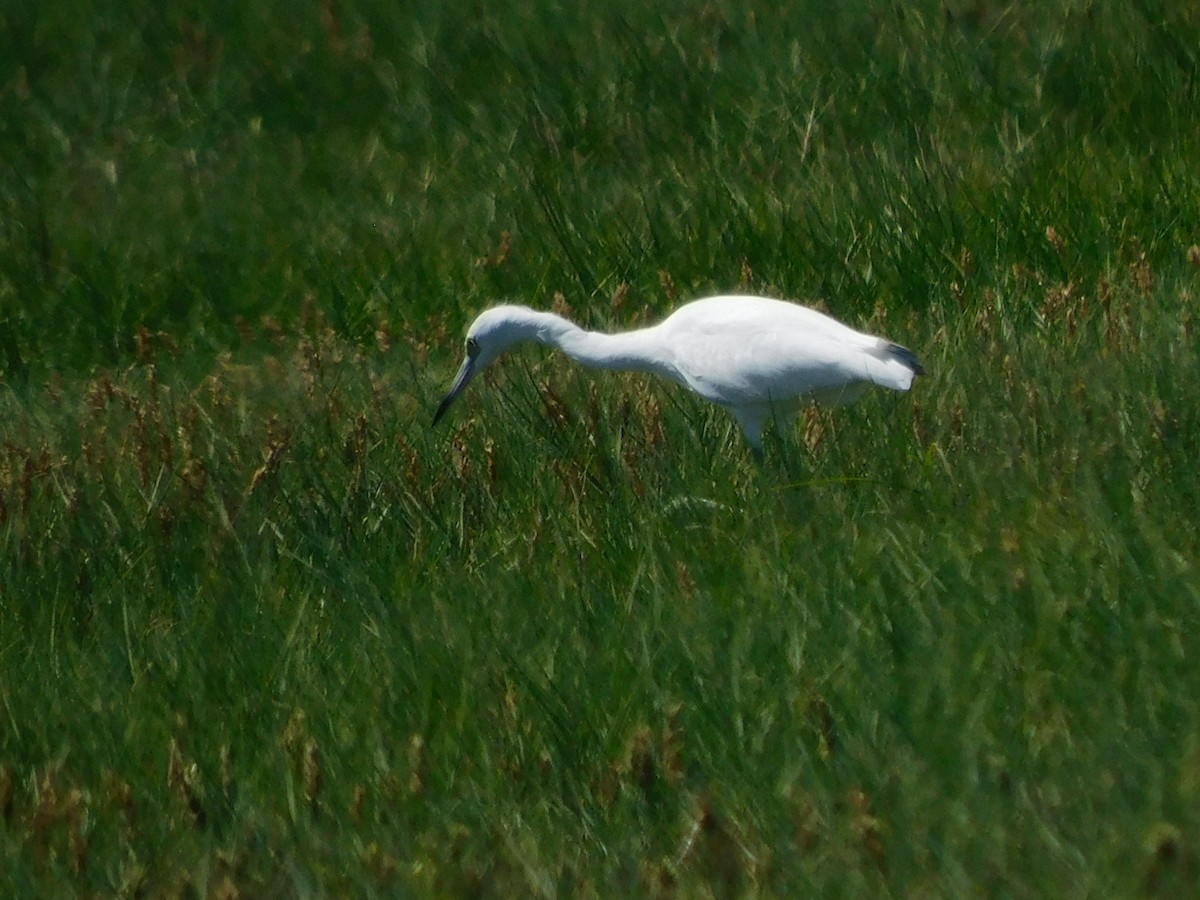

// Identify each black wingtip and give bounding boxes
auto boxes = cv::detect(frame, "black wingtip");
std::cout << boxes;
[886,342,925,376]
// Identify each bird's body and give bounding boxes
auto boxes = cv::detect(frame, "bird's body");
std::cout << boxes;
[433,294,924,452]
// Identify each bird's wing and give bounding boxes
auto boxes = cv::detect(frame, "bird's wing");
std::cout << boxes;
[666,295,870,344]
[670,323,914,409]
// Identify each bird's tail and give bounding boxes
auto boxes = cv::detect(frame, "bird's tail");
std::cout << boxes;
[861,340,925,392]
[884,342,925,376]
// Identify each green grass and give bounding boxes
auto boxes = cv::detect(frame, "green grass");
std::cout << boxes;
[3,1,1200,895]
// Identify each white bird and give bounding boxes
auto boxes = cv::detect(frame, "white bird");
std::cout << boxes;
[432,294,924,453]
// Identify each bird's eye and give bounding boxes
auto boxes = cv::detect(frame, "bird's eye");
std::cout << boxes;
[466,337,479,357]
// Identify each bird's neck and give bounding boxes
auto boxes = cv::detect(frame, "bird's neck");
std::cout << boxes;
[521,310,676,380]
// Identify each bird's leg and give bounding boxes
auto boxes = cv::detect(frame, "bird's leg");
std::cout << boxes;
[729,406,766,461]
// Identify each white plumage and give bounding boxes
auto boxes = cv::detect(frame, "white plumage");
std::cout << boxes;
[433,294,924,452]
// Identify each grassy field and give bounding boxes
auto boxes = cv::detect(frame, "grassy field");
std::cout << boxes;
[3,1,1200,895]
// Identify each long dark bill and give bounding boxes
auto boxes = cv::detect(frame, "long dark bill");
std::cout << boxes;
[432,356,475,426]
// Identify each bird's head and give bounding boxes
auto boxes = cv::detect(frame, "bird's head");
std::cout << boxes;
[432,305,540,426]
